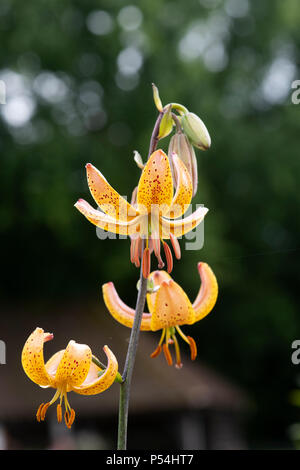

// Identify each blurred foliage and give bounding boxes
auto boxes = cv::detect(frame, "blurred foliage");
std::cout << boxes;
[1,0,300,448]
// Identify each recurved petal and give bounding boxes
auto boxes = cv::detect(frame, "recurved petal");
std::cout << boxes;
[165,154,193,219]
[74,199,141,236]
[21,327,53,387]
[54,340,92,388]
[192,262,218,321]
[72,346,118,395]
[102,282,152,331]
[137,150,173,215]
[147,270,172,314]
[161,205,208,238]
[86,163,139,220]
[151,280,195,331]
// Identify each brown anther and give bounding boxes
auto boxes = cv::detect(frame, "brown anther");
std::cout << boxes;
[40,402,50,421]
[163,343,173,366]
[130,238,135,264]
[187,336,197,361]
[142,247,151,279]
[64,410,70,427]
[170,233,181,260]
[36,403,44,422]
[150,345,162,358]
[137,237,142,259]
[57,404,62,423]
[68,409,76,428]
[163,242,173,273]
[134,238,141,267]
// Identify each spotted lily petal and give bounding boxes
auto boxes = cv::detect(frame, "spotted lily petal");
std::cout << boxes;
[21,327,53,387]
[102,282,152,330]
[165,154,193,219]
[192,262,218,321]
[137,150,173,215]
[146,270,172,314]
[45,350,65,383]
[86,163,139,221]
[54,340,92,388]
[74,199,141,236]
[161,205,208,238]
[72,346,118,395]
[151,279,195,331]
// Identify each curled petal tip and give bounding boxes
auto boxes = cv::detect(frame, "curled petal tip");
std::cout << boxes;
[44,333,54,343]
[85,163,92,169]
[197,261,207,272]
[74,198,84,206]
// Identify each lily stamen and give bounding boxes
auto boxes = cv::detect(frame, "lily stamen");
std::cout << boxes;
[187,336,197,361]
[172,334,183,369]
[175,325,190,344]
[170,233,181,260]
[64,410,70,427]
[57,404,62,423]
[163,343,173,366]
[36,403,44,423]
[142,247,151,279]
[150,345,162,358]
[163,241,173,273]
[150,329,166,358]
[40,402,50,421]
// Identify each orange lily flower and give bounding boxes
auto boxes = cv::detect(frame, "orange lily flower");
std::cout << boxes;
[74,149,208,276]
[102,262,218,368]
[21,328,118,428]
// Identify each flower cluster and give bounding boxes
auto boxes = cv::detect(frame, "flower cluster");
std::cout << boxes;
[22,85,218,429]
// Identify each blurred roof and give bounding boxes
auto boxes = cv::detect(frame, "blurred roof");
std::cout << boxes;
[0,301,248,419]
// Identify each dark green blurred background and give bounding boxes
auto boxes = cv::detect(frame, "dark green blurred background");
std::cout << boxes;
[1,0,300,449]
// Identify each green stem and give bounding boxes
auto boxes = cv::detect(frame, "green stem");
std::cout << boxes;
[117,111,163,450]
[170,102,188,115]
[171,112,182,133]
[117,255,148,449]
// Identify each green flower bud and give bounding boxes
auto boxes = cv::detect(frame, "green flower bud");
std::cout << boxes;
[158,104,173,140]
[181,112,211,150]
[152,83,163,112]
[168,132,198,197]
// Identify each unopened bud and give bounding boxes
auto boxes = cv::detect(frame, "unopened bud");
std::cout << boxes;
[158,104,173,140]
[152,83,163,112]
[181,112,211,150]
[168,132,198,196]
